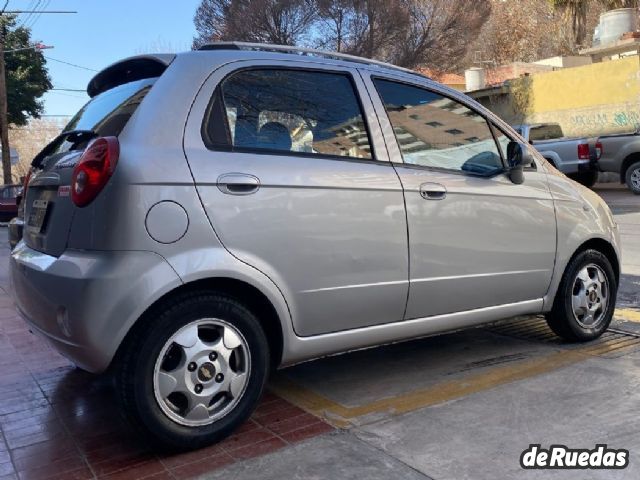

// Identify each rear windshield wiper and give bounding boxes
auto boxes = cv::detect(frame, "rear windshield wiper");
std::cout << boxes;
[31,129,98,168]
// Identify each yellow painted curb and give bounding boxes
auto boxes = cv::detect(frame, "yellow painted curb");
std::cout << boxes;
[271,348,590,428]
[615,308,640,323]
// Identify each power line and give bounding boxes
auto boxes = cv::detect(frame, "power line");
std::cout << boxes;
[4,10,77,14]
[43,55,97,72]
[25,0,41,27]
[17,0,37,27]
[27,0,48,28]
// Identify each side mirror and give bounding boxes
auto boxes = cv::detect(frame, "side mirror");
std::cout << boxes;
[506,141,533,185]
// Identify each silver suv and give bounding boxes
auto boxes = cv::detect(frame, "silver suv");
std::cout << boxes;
[10,43,620,450]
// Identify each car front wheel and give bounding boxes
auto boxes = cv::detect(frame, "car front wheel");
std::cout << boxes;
[116,291,270,451]
[546,249,616,342]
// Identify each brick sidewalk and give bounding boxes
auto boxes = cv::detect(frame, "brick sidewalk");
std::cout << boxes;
[0,289,332,480]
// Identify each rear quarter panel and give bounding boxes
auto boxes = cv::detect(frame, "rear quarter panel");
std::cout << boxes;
[598,136,640,174]
[65,52,296,366]
[533,139,585,174]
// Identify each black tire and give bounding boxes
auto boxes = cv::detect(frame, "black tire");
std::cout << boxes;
[625,160,640,195]
[115,290,270,451]
[571,170,599,188]
[546,249,617,342]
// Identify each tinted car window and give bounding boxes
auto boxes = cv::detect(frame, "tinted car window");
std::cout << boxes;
[529,124,563,141]
[204,69,372,160]
[47,77,156,156]
[374,79,504,176]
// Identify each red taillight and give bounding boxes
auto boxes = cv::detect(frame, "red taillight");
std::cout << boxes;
[71,137,119,207]
[595,141,603,159]
[577,143,590,160]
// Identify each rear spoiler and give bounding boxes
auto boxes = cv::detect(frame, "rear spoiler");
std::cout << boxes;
[87,54,176,97]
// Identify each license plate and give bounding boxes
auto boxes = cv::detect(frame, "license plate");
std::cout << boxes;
[27,199,49,232]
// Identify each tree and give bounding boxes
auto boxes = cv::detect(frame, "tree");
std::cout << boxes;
[341,0,410,59]
[2,15,52,127]
[472,0,571,66]
[548,0,632,48]
[470,0,607,66]
[193,0,317,47]
[549,0,590,47]
[193,0,491,71]
[314,0,354,51]
[390,0,491,70]
[601,0,637,8]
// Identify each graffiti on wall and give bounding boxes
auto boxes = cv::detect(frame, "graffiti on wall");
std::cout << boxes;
[612,110,640,129]
[531,104,640,138]
[569,110,640,132]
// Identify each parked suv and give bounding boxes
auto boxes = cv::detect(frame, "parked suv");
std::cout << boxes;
[10,43,620,450]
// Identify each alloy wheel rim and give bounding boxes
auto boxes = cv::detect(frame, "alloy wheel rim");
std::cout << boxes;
[571,263,608,329]
[631,168,640,189]
[153,318,251,427]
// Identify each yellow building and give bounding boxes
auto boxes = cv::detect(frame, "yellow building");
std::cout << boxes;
[471,56,640,137]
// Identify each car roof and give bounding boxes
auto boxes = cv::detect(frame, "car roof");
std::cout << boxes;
[196,42,428,80]
[87,43,492,123]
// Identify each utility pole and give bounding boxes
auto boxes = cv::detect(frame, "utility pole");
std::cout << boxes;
[0,15,10,184]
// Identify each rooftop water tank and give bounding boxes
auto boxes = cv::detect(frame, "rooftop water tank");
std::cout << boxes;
[596,8,639,46]
[465,67,486,91]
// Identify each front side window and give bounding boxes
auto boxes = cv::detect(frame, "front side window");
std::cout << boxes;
[374,79,504,176]
[203,69,372,160]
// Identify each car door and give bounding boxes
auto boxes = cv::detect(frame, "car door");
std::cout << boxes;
[183,61,409,336]
[362,72,556,319]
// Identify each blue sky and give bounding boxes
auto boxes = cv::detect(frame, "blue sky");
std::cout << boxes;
[10,0,201,117]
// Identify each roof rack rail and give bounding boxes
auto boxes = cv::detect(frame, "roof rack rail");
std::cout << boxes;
[198,42,429,80]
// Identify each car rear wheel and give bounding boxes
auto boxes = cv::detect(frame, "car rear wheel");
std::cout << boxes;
[625,160,640,195]
[116,291,269,451]
[546,249,616,342]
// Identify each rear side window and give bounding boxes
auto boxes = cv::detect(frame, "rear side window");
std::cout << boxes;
[529,124,563,141]
[203,69,373,160]
[373,79,504,176]
[50,77,156,155]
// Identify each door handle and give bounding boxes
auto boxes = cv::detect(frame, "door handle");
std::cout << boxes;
[217,173,260,195]
[419,182,447,200]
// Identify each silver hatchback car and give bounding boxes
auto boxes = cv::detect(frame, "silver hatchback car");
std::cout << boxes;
[11,43,620,450]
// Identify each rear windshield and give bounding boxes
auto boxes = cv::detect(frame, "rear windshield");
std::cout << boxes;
[49,77,157,155]
[529,124,563,141]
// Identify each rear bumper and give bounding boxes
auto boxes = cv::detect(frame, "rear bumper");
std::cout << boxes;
[578,157,597,173]
[10,242,181,372]
[555,159,591,175]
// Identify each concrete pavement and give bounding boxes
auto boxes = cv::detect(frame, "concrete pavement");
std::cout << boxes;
[0,184,637,480]
[200,183,640,480]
